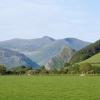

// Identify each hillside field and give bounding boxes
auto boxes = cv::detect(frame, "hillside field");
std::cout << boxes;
[81,53,100,64]
[0,76,100,100]
[81,53,100,67]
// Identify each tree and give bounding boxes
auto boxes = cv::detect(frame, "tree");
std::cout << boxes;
[64,63,71,67]
[79,63,92,74]
[68,64,80,74]
[38,66,49,74]
[58,67,68,74]
[0,65,6,75]
[92,65,100,74]
[11,66,32,75]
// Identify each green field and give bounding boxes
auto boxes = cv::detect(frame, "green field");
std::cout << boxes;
[0,76,100,100]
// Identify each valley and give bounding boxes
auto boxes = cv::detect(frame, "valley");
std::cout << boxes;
[0,37,99,75]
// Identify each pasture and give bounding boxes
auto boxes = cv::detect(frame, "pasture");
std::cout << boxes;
[0,75,100,100]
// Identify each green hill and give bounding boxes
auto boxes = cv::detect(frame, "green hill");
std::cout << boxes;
[81,53,100,64]
[70,39,100,63]
[80,53,100,68]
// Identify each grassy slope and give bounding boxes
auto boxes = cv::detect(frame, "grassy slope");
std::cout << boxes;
[0,76,100,100]
[70,40,100,63]
[81,53,100,66]
[81,53,100,63]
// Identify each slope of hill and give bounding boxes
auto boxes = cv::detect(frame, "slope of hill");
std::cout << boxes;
[45,47,75,70]
[70,40,100,63]
[0,47,38,68]
[0,36,89,65]
[81,53,100,64]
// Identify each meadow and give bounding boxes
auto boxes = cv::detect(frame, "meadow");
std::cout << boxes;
[0,75,100,100]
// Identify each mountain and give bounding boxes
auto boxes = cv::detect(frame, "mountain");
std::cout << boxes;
[0,36,89,65]
[0,47,38,69]
[45,47,75,70]
[0,36,55,52]
[70,39,100,63]
[63,38,90,50]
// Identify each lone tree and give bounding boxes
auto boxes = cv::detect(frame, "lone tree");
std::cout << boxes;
[0,65,6,75]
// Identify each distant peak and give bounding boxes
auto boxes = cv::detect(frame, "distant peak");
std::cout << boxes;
[42,36,55,41]
[64,38,79,40]
[43,36,52,38]
[64,38,90,43]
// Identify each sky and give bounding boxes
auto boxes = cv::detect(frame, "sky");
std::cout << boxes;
[0,0,100,42]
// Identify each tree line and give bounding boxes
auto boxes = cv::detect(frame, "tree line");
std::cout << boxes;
[0,62,100,75]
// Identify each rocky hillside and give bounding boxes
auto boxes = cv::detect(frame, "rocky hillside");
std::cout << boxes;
[45,47,75,70]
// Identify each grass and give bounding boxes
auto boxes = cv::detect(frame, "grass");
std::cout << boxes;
[0,75,100,100]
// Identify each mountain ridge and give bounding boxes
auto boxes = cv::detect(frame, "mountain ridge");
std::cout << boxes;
[0,36,90,65]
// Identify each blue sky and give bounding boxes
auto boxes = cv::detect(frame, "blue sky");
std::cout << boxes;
[0,0,100,42]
